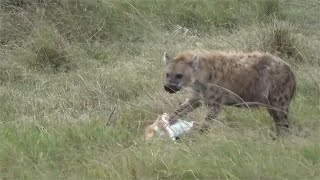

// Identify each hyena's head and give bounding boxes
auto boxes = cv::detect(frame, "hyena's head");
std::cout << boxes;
[163,52,199,93]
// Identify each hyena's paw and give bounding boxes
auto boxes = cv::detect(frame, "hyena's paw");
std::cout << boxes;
[276,125,292,137]
[199,122,212,134]
[186,121,210,134]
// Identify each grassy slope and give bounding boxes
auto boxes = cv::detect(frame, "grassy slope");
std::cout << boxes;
[0,0,320,179]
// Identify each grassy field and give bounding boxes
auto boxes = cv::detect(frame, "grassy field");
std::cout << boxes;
[0,0,320,179]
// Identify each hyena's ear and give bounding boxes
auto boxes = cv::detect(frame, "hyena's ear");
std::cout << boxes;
[191,53,199,70]
[163,52,170,66]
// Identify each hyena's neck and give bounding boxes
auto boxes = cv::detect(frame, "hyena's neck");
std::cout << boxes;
[192,80,207,93]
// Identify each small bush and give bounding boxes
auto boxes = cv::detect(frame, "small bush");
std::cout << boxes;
[30,25,74,73]
[268,26,304,62]
[236,22,306,63]
[259,0,281,17]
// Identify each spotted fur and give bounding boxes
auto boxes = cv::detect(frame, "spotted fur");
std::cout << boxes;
[163,49,296,136]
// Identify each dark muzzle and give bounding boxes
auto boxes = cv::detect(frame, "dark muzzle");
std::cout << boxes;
[164,84,181,93]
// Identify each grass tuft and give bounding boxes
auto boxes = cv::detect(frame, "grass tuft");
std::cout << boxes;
[259,0,281,17]
[268,23,305,63]
[29,24,74,73]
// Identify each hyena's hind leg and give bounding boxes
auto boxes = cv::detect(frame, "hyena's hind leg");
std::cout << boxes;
[267,95,292,136]
[268,71,296,136]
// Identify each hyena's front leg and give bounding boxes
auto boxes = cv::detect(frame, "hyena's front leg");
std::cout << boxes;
[205,103,221,122]
[170,94,201,124]
[200,96,223,132]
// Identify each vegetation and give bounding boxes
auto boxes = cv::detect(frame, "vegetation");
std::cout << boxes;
[0,0,319,179]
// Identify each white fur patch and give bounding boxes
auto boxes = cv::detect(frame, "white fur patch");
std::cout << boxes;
[156,113,194,141]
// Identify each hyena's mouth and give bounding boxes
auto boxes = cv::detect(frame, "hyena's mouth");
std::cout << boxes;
[164,84,181,93]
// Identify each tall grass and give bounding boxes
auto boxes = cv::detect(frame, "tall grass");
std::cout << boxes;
[0,0,319,179]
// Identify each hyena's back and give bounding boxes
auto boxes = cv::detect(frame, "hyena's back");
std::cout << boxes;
[248,53,295,106]
[192,51,297,107]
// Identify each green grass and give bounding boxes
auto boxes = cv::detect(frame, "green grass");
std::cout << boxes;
[0,0,320,179]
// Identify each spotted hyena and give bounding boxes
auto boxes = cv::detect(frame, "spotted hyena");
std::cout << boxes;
[163,49,296,136]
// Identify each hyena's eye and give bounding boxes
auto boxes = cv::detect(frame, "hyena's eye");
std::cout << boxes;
[176,74,183,79]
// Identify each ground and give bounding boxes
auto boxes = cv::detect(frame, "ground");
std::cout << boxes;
[0,0,319,179]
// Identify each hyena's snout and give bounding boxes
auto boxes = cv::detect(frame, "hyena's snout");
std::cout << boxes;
[164,83,181,93]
